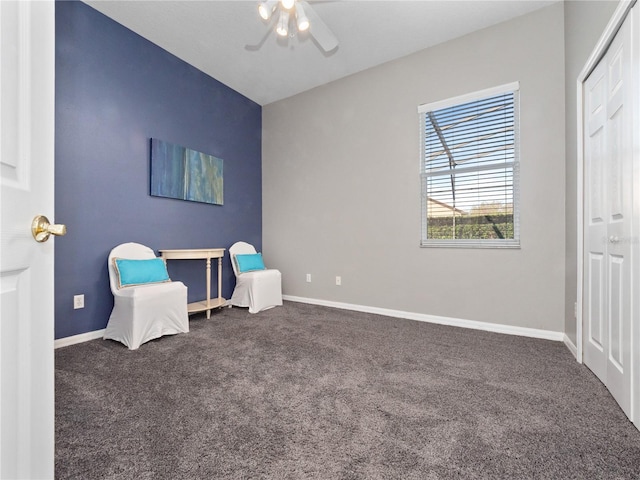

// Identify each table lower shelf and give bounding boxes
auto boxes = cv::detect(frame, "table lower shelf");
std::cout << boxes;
[187,298,227,315]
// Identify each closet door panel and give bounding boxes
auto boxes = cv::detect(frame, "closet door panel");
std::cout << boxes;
[583,61,608,384]
[604,11,632,417]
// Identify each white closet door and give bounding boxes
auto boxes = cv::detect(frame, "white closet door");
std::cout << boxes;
[583,8,633,419]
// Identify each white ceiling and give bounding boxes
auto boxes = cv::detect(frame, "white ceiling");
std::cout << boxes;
[85,0,557,106]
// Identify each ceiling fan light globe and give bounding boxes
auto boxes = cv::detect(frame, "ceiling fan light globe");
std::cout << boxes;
[295,3,309,31]
[258,0,277,20]
[276,11,289,36]
[281,0,295,11]
[258,5,270,20]
[297,18,309,31]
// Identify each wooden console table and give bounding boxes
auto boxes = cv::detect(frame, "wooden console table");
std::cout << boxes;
[159,248,226,319]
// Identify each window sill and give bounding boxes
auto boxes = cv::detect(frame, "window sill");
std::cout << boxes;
[420,240,521,249]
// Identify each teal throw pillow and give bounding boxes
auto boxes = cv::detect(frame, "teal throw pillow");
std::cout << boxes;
[235,253,266,273]
[114,258,171,288]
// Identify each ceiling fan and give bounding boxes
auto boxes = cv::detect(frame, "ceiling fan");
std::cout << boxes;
[256,0,339,52]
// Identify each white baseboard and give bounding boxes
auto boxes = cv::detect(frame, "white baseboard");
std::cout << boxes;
[563,334,579,360]
[54,329,105,349]
[283,295,565,342]
[54,299,567,349]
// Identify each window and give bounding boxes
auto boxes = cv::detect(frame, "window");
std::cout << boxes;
[419,82,520,248]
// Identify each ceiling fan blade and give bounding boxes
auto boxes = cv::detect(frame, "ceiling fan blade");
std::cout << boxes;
[245,14,277,51]
[300,1,338,52]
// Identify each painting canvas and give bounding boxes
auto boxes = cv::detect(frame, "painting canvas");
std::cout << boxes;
[150,138,223,205]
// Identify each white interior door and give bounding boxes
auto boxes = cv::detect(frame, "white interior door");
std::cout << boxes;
[0,1,56,478]
[583,7,633,419]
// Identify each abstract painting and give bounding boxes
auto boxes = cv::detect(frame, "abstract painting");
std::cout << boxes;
[150,138,223,205]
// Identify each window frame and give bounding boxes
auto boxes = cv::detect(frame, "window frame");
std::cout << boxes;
[418,82,521,249]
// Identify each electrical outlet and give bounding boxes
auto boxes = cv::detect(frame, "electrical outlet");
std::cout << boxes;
[306,274,311,283]
[336,276,341,286]
[74,294,84,310]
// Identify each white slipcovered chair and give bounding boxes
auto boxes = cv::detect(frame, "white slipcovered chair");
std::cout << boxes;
[229,241,282,313]
[104,242,189,350]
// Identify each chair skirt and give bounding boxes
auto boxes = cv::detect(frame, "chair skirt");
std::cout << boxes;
[230,269,282,314]
[104,281,188,350]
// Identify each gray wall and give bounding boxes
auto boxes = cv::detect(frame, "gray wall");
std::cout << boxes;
[263,3,566,332]
[563,1,619,346]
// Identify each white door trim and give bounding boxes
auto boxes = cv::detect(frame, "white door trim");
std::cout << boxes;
[576,0,637,426]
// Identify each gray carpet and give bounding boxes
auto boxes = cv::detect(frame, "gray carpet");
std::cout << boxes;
[55,301,640,479]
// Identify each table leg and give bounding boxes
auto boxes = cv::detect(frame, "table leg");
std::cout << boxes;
[218,257,222,303]
[206,257,211,319]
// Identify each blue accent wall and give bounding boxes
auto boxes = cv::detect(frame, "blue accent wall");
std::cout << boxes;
[55,1,262,339]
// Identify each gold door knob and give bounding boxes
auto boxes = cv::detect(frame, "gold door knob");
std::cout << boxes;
[31,215,67,243]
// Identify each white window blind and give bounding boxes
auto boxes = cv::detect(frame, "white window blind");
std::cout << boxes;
[419,83,520,248]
